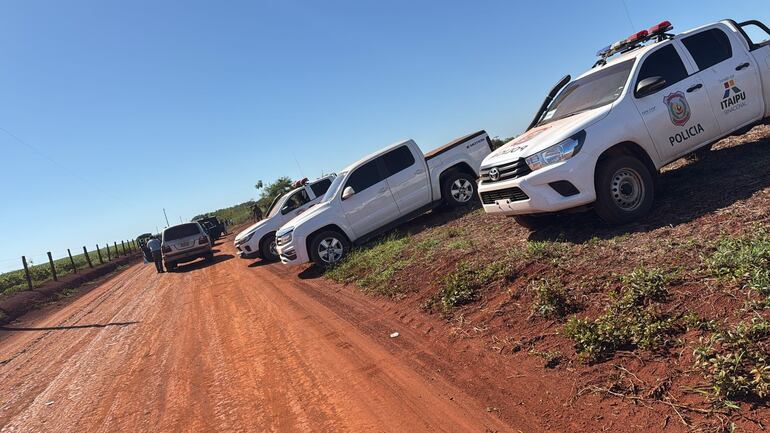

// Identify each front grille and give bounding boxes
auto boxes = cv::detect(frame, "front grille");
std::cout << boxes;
[479,158,532,183]
[480,187,529,205]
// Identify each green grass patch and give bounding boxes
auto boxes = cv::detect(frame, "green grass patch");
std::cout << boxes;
[563,268,679,363]
[426,260,512,313]
[705,229,770,293]
[530,278,577,320]
[326,234,412,297]
[525,240,566,260]
[694,317,770,401]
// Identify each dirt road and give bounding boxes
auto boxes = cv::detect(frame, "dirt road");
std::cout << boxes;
[0,239,523,433]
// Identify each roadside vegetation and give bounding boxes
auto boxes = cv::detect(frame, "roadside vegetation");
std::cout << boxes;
[324,125,770,430]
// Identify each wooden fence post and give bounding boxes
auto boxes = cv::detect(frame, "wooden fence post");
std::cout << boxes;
[106,243,111,261]
[21,256,33,290]
[121,240,127,255]
[67,249,77,273]
[83,246,93,268]
[47,252,57,281]
[114,242,119,256]
[96,244,104,264]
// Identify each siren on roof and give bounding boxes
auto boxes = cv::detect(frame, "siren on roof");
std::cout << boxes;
[594,20,674,66]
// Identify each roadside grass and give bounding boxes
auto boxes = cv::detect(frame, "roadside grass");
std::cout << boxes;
[694,317,770,402]
[563,268,679,363]
[0,246,120,296]
[326,233,412,297]
[530,278,577,320]
[426,260,513,314]
[705,229,770,294]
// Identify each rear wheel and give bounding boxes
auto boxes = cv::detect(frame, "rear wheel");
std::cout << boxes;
[260,234,279,262]
[309,230,350,268]
[205,253,214,262]
[594,155,655,225]
[442,171,477,208]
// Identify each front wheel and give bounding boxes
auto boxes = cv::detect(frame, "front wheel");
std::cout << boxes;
[594,155,655,225]
[309,230,350,268]
[442,172,477,208]
[260,234,279,262]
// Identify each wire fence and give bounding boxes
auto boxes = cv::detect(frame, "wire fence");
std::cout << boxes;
[0,239,141,297]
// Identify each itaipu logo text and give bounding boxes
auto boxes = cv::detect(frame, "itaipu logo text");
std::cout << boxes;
[721,79,747,111]
[664,91,691,126]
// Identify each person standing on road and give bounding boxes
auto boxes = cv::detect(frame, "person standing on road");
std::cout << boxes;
[146,236,163,273]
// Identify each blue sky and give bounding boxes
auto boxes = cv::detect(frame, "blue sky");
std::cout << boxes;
[0,0,767,270]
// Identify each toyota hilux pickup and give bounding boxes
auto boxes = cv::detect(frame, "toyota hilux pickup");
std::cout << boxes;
[275,130,492,268]
[478,19,770,227]
[234,175,336,261]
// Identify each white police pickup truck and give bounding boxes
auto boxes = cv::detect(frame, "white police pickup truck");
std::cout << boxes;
[234,175,336,261]
[275,130,492,267]
[479,19,770,227]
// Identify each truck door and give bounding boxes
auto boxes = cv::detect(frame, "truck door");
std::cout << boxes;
[680,25,764,135]
[632,43,721,163]
[382,143,431,215]
[340,158,400,239]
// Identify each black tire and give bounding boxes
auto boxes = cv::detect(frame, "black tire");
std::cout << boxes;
[165,261,176,272]
[513,214,556,230]
[309,230,350,268]
[205,253,214,262]
[594,155,655,225]
[260,233,279,262]
[442,171,477,208]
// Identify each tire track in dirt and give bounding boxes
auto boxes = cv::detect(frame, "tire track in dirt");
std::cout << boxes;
[0,240,525,432]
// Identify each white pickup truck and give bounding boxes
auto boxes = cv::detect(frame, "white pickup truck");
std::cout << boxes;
[234,175,336,261]
[478,19,770,227]
[275,130,492,267]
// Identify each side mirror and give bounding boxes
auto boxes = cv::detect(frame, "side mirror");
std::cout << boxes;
[635,76,667,98]
[341,186,355,200]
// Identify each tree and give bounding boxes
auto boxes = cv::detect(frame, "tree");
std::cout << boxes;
[254,176,293,216]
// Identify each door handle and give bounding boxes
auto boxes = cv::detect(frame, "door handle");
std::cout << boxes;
[686,83,703,93]
[735,62,750,71]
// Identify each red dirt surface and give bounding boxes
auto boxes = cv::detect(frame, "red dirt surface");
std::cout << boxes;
[0,239,523,433]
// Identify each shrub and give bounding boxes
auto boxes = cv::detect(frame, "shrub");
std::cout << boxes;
[435,260,511,312]
[531,278,576,319]
[705,230,770,292]
[694,317,770,400]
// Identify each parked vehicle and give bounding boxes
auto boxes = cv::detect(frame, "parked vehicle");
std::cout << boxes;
[234,175,337,261]
[161,222,214,271]
[478,19,770,227]
[276,130,492,267]
[193,216,226,240]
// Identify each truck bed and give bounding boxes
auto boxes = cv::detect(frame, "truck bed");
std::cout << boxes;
[424,130,489,160]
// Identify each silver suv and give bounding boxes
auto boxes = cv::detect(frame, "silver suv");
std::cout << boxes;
[161,222,214,271]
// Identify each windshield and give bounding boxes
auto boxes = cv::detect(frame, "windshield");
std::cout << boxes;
[265,194,284,219]
[538,59,634,126]
[322,171,347,203]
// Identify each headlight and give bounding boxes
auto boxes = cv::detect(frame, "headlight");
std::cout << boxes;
[240,232,255,243]
[524,131,585,172]
[277,227,294,246]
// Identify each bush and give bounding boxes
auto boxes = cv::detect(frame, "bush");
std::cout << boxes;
[531,278,576,319]
[563,268,678,362]
[694,317,770,400]
[706,230,770,292]
[435,260,511,312]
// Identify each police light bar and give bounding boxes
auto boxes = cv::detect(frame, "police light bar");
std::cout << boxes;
[627,30,649,44]
[648,20,673,35]
[291,177,309,188]
[596,45,612,57]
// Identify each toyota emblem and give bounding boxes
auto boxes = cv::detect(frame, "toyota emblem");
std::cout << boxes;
[489,167,500,181]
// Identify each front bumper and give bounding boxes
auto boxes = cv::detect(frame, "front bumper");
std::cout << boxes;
[234,237,260,258]
[276,235,309,265]
[478,158,595,215]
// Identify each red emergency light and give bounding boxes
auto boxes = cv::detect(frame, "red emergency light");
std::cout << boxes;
[627,30,649,44]
[648,20,673,35]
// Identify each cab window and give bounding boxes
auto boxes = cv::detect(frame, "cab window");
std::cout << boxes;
[382,145,415,176]
[682,28,733,71]
[281,189,310,214]
[344,159,383,196]
[635,45,689,97]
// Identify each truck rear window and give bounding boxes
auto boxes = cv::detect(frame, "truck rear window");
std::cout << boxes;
[164,224,201,241]
[682,28,732,71]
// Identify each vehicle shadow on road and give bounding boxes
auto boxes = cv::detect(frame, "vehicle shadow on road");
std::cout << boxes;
[297,266,324,280]
[247,259,274,268]
[0,321,140,332]
[528,137,770,243]
[170,254,234,273]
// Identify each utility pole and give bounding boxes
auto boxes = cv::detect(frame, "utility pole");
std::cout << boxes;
[163,208,170,227]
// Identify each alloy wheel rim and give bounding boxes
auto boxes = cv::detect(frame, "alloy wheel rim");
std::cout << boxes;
[451,179,473,202]
[270,240,278,256]
[610,168,644,211]
[318,237,344,264]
